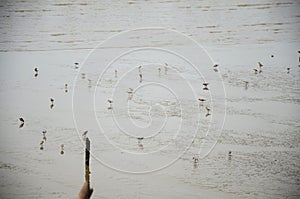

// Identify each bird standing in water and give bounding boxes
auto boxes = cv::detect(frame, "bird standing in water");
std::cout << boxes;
[192,155,199,163]
[198,98,206,106]
[243,81,249,89]
[203,83,209,90]
[82,130,88,140]
[60,144,64,155]
[205,107,211,117]
[40,140,44,150]
[107,99,113,109]
[164,63,168,74]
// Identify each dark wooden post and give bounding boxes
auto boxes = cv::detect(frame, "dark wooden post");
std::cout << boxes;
[77,138,93,199]
[85,138,91,183]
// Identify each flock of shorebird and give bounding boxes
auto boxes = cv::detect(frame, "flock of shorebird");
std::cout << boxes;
[18,63,92,154]
[19,50,300,162]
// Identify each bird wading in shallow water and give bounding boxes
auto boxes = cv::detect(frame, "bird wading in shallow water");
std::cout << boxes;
[60,144,64,155]
[164,63,168,74]
[205,107,211,117]
[107,99,113,109]
[192,155,199,164]
[198,98,206,106]
[82,130,88,140]
[19,117,24,123]
[228,151,232,160]
[40,140,44,150]
[243,81,249,89]
[203,83,209,90]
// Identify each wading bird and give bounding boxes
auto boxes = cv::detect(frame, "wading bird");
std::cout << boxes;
[60,144,64,155]
[19,117,24,123]
[192,155,199,163]
[164,63,168,74]
[203,83,209,90]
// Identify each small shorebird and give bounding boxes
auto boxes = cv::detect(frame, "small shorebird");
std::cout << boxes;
[271,54,274,58]
[137,137,144,141]
[127,88,133,94]
[60,144,64,155]
[107,99,113,109]
[253,69,258,74]
[198,98,206,106]
[243,81,249,89]
[138,65,142,73]
[34,67,38,73]
[203,83,209,90]
[74,63,79,69]
[139,73,143,83]
[164,63,168,74]
[287,68,290,73]
[158,67,161,76]
[205,107,211,115]
[228,151,232,160]
[81,73,86,79]
[50,98,54,104]
[19,117,25,123]
[42,130,47,135]
[213,64,218,68]
[82,130,88,138]
[258,62,263,68]
[192,155,199,163]
[40,140,44,150]
[88,79,92,89]
[65,84,68,92]
[115,69,118,78]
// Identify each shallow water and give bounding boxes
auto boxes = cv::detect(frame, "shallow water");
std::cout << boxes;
[0,0,300,198]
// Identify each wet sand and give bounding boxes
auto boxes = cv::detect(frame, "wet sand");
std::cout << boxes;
[0,0,300,198]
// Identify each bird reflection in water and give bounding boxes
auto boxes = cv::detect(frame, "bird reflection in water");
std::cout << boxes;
[40,140,44,150]
[42,130,47,141]
[60,144,64,155]
[19,117,25,128]
[77,138,93,199]
[65,83,68,93]
[137,137,144,150]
